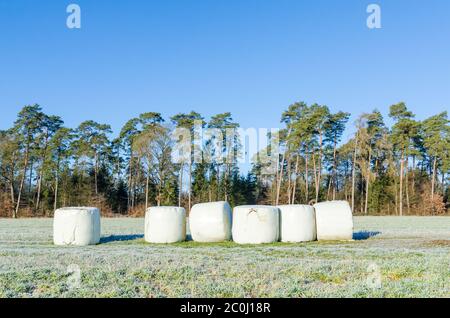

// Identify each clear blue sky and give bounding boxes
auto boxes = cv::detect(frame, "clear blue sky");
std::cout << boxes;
[0,0,449,141]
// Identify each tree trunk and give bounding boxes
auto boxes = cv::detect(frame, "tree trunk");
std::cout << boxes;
[399,152,404,217]
[332,138,338,200]
[405,157,410,215]
[394,174,398,216]
[53,170,59,211]
[360,173,364,214]
[312,151,319,203]
[225,161,232,202]
[188,161,192,212]
[364,150,371,215]
[94,152,99,196]
[9,152,16,217]
[287,154,292,204]
[431,156,437,200]
[442,173,445,196]
[326,176,332,201]
[412,156,416,195]
[291,155,299,204]
[35,170,43,210]
[305,149,309,203]
[36,134,50,212]
[178,163,183,207]
[351,136,358,213]
[276,129,291,205]
[275,151,286,206]
[28,159,33,196]
[10,181,15,216]
[53,155,61,212]
[145,167,150,210]
[344,158,349,201]
[127,152,133,211]
[157,165,163,207]
[132,156,141,209]
[15,145,30,218]
[316,132,323,202]
[216,165,220,200]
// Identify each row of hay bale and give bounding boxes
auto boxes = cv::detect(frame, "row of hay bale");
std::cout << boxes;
[53,201,353,246]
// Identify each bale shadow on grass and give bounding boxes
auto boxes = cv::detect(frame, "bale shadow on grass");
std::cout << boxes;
[353,231,381,240]
[100,234,144,243]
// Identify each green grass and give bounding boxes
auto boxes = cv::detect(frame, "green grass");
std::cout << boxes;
[0,216,449,298]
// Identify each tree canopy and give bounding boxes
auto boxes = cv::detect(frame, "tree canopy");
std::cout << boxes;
[0,102,448,217]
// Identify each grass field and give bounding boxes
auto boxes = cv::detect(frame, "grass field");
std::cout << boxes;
[0,216,449,298]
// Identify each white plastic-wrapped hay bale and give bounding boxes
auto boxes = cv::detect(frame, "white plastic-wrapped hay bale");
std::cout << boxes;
[313,201,353,241]
[278,205,316,242]
[232,205,279,244]
[189,201,232,242]
[145,206,186,243]
[53,207,101,246]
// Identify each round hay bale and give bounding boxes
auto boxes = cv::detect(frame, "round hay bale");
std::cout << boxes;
[232,205,279,244]
[313,201,353,241]
[53,207,101,246]
[278,204,316,242]
[189,201,232,242]
[145,206,186,243]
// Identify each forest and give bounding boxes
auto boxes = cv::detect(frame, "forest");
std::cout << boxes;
[0,102,449,217]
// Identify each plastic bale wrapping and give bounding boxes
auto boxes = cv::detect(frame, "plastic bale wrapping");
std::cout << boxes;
[232,205,280,244]
[53,207,101,246]
[145,206,186,243]
[313,201,354,241]
[189,201,232,242]
[278,204,316,242]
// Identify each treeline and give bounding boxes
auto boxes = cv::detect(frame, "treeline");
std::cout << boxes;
[0,102,449,217]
